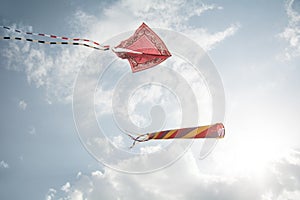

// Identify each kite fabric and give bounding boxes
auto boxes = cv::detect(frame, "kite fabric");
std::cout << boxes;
[127,123,225,148]
[113,23,172,72]
[0,23,171,72]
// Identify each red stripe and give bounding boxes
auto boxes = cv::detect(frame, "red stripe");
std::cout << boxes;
[38,33,45,36]
[50,35,57,38]
[84,39,90,42]
[194,124,224,138]
[154,131,163,139]
[62,37,68,40]
[168,130,179,139]
[93,42,99,45]
[156,131,167,139]
[73,38,80,41]
[194,128,209,138]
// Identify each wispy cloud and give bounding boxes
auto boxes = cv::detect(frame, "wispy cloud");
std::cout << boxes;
[0,160,9,169]
[278,0,300,60]
[45,188,56,200]
[18,100,27,110]
[28,126,36,135]
[183,23,240,51]
[61,182,71,193]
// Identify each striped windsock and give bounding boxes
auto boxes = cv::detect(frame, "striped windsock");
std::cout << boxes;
[128,123,225,148]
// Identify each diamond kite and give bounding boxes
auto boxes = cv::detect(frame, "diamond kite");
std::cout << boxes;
[113,23,171,72]
[0,23,171,73]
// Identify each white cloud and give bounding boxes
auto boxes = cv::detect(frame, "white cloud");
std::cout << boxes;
[104,0,221,30]
[77,171,82,179]
[70,190,83,200]
[102,0,237,51]
[112,135,125,148]
[46,149,300,200]
[183,23,240,51]
[28,126,36,135]
[139,144,162,154]
[91,170,103,177]
[61,182,71,193]
[0,160,9,168]
[277,190,300,200]
[279,0,300,60]
[45,188,56,200]
[18,100,27,110]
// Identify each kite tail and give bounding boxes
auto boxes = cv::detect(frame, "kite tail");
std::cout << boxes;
[0,36,109,50]
[0,25,110,51]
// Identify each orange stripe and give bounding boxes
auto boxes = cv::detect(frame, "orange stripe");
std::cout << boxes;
[162,129,177,139]
[181,127,201,138]
[151,131,162,139]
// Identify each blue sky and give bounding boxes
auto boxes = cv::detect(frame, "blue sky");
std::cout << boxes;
[1,0,300,200]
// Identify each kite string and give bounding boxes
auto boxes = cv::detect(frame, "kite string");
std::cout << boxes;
[0,25,109,50]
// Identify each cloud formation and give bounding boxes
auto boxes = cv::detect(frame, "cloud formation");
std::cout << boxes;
[47,149,300,200]
[279,0,300,60]
[28,126,36,135]
[0,160,9,169]
[18,100,27,110]
[45,188,56,200]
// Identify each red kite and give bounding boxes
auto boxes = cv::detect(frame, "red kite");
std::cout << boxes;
[112,23,171,72]
[0,23,171,72]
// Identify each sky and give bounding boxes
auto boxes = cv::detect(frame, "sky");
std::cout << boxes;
[1,0,300,200]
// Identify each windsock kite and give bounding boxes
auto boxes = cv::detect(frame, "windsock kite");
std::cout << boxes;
[127,123,225,148]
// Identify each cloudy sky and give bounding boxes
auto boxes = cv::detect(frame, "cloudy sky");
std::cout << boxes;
[1,0,300,199]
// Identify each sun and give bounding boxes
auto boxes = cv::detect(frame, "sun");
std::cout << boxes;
[194,129,291,178]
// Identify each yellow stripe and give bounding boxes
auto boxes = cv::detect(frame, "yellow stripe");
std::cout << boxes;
[162,129,177,139]
[197,125,210,134]
[183,125,209,138]
[182,128,199,138]
[44,41,50,44]
[152,132,161,139]
[56,42,62,44]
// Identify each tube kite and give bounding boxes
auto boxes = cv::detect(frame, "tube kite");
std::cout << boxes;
[127,123,225,148]
[0,23,171,73]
